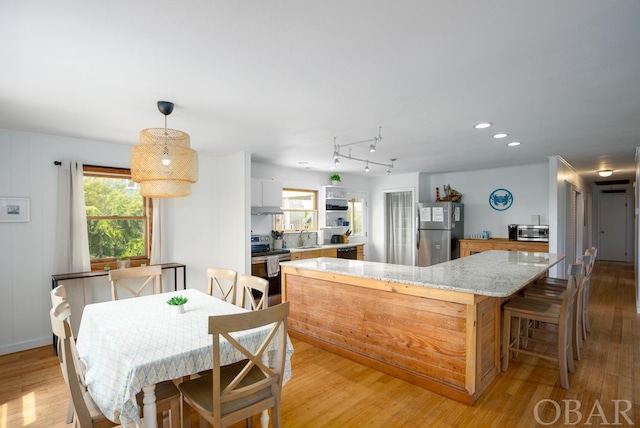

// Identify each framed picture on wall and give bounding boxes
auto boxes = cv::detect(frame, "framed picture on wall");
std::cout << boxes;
[0,197,30,222]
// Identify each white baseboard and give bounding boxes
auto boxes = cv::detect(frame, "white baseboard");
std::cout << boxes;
[0,336,52,356]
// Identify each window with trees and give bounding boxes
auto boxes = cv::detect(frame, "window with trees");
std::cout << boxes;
[83,166,151,269]
[274,188,317,231]
[347,195,365,237]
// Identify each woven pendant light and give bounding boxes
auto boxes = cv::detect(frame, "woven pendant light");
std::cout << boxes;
[131,101,199,198]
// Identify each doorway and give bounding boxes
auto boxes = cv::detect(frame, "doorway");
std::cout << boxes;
[598,194,630,261]
[384,189,414,265]
[564,183,583,269]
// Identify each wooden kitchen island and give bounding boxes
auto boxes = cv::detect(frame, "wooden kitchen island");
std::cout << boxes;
[280,251,564,405]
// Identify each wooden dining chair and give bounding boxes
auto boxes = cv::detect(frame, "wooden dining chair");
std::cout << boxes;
[51,284,67,306]
[49,299,76,424]
[109,265,162,300]
[238,274,269,311]
[524,259,587,360]
[582,247,597,335]
[51,301,181,428]
[502,265,584,389]
[207,267,239,305]
[178,301,290,428]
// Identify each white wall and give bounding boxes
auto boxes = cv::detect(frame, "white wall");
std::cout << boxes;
[0,129,248,355]
[365,165,549,264]
[165,151,251,292]
[548,156,587,277]
[424,163,549,238]
[0,130,134,354]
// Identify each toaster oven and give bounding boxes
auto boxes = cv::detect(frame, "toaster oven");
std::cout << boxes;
[516,225,549,242]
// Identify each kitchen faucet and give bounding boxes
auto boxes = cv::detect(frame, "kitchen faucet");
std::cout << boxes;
[299,230,311,247]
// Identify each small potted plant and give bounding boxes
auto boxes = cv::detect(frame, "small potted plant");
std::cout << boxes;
[104,263,111,271]
[167,295,188,314]
[330,173,341,185]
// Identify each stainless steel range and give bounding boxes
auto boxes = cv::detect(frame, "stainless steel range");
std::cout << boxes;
[250,234,290,306]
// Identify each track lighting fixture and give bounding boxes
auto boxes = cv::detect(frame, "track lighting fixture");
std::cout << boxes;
[331,126,395,173]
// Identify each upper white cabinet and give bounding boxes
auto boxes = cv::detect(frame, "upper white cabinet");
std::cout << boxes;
[251,178,283,207]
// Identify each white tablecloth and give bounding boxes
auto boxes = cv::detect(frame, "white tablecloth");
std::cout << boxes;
[76,288,294,427]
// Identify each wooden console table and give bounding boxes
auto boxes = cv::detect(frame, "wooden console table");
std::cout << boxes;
[51,262,186,291]
[460,239,548,258]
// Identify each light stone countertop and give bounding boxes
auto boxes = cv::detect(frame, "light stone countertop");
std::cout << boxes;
[280,250,565,298]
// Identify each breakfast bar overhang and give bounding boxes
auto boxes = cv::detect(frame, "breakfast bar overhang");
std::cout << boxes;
[281,251,565,404]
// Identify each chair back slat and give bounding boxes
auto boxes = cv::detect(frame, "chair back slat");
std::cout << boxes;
[207,267,239,305]
[238,274,269,310]
[51,284,67,307]
[109,265,162,300]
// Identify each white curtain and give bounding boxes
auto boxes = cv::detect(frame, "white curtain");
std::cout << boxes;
[150,198,164,265]
[385,191,413,265]
[54,160,90,273]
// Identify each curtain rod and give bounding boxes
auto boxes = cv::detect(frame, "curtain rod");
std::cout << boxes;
[53,161,128,170]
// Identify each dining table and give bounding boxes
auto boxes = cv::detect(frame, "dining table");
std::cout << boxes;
[76,288,294,428]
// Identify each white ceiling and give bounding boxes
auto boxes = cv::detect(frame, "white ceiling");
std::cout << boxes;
[2,1,639,181]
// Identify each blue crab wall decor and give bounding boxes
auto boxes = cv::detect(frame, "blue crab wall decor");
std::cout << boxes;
[489,188,513,211]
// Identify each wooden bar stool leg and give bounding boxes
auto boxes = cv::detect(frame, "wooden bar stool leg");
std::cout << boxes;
[502,308,512,371]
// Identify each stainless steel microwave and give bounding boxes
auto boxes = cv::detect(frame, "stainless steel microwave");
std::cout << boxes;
[516,225,549,242]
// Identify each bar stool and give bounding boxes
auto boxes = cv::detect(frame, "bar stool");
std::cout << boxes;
[502,265,584,389]
[524,258,588,360]
[582,247,597,335]
[531,250,595,343]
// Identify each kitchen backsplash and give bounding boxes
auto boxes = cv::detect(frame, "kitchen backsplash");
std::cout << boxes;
[281,231,318,248]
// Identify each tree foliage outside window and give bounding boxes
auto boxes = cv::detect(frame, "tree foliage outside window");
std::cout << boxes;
[348,197,364,237]
[274,189,317,231]
[84,168,149,264]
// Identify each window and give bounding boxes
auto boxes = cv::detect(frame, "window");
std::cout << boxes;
[83,166,151,269]
[347,195,365,237]
[274,188,317,231]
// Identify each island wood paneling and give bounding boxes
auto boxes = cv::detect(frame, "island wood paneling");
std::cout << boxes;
[282,266,501,404]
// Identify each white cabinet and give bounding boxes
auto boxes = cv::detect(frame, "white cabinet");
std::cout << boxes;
[251,178,283,207]
[321,185,349,227]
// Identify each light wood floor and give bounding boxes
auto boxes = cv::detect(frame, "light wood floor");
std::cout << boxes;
[0,261,637,427]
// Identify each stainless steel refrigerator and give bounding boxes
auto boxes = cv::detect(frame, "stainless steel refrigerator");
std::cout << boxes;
[416,202,464,267]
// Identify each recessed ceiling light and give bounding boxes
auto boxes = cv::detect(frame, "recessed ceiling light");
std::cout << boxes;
[493,133,508,139]
[507,141,521,147]
[598,169,613,177]
[474,122,492,129]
